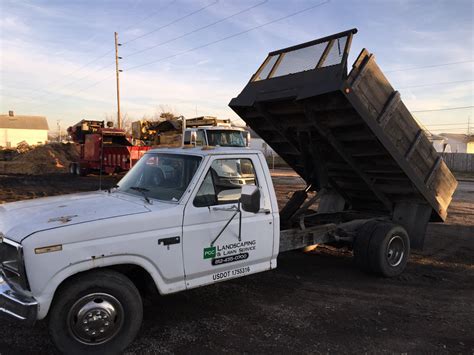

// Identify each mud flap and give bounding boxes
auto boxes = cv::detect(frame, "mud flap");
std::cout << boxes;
[392,202,432,250]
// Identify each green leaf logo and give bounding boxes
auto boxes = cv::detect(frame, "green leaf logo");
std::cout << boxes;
[203,246,216,259]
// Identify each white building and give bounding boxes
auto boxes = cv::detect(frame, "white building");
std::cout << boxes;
[426,132,451,153]
[440,133,474,153]
[247,127,275,157]
[0,111,49,148]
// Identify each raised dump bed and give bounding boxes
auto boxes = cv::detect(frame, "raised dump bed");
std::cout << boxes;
[229,29,457,249]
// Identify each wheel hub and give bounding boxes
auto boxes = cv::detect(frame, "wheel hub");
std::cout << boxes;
[386,235,405,267]
[68,293,124,345]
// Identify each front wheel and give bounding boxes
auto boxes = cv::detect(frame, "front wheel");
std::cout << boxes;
[48,270,143,354]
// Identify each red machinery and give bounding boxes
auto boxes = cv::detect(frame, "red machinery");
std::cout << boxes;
[67,120,150,175]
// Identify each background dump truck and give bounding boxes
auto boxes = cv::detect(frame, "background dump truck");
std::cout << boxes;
[132,116,250,147]
[229,28,457,251]
[68,120,149,175]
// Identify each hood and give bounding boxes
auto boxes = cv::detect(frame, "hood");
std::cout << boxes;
[0,191,151,243]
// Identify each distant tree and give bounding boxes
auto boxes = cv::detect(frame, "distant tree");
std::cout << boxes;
[121,113,133,135]
[160,112,178,121]
[156,104,179,121]
[104,112,133,134]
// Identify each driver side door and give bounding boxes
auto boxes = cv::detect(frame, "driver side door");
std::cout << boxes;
[182,155,275,289]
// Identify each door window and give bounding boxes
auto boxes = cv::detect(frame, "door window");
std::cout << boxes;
[196,130,206,146]
[194,158,257,207]
[183,131,191,145]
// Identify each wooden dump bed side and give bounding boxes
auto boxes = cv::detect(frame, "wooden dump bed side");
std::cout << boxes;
[229,29,457,224]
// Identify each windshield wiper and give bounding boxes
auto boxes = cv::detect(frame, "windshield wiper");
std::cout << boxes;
[130,186,152,204]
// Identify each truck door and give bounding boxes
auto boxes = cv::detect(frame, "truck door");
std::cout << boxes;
[182,155,275,289]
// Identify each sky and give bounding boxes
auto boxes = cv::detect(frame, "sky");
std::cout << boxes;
[0,0,473,134]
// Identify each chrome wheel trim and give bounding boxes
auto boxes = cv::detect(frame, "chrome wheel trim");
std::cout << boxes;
[67,293,124,345]
[386,235,405,267]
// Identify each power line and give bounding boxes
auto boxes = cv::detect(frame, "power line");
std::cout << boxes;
[34,1,176,92]
[125,0,330,72]
[40,0,177,90]
[385,60,474,73]
[123,0,219,45]
[411,105,474,113]
[2,1,180,103]
[121,0,178,32]
[125,0,268,59]
[29,60,116,103]
[32,73,116,109]
[1,50,114,103]
[42,51,113,89]
[4,2,222,109]
[423,122,471,127]
[427,128,472,132]
[23,1,328,110]
[399,79,474,90]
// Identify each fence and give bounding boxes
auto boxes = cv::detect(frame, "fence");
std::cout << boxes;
[441,153,474,173]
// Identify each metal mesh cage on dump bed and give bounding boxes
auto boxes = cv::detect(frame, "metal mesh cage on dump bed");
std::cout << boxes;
[229,29,457,234]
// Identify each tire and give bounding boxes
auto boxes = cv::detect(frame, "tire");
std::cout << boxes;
[69,163,77,175]
[48,270,143,355]
[368,222,410,277]
[74,164,82,176]
[353,220,379,272]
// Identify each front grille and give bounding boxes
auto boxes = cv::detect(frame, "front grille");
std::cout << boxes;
[0,236,29,291]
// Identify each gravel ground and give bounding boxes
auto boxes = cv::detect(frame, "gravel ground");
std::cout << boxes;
[0,171,472,354]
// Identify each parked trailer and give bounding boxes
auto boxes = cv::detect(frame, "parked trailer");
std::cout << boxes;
[68,120,150,175]
[230,28,457,250]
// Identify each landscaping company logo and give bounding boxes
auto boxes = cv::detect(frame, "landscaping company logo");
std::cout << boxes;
[203,246,216,259]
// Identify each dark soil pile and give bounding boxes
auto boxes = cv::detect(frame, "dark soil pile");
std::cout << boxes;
[0,143,78,175]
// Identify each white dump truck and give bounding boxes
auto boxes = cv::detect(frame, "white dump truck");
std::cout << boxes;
[0,29,456,353]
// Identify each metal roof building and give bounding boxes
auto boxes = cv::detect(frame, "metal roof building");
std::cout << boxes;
[0,111,49,148]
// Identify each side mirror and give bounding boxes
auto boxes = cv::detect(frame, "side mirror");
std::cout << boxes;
[241,185,260,213]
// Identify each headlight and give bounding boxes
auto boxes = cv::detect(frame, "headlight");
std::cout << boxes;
[0,235,29,291]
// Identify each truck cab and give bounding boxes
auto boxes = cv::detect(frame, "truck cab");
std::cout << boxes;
[183,125,250,147]
[0,147,278,353]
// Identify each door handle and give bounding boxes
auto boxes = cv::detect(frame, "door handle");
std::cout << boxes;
[158,236,180,246]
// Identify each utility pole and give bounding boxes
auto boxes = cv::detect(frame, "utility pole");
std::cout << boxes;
[114,32,122,129]
[57,120,61,142]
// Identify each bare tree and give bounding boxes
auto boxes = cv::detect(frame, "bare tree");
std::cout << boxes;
[155,104,179,121]
[121,112,133,135]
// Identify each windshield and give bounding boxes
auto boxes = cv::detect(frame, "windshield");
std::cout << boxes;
[206,130,245,147]
[117,153,202,202]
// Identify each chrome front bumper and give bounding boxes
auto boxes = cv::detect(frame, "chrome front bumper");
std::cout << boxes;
[0,276,37,325]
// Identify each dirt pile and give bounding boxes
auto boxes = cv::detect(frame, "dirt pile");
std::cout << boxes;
[0,143,78,175]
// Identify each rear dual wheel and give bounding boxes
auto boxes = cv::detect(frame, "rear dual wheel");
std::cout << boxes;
[353,221,410,277]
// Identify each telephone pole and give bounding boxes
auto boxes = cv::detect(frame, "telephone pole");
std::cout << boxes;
[57,120,61,142]
[114,32,122,129]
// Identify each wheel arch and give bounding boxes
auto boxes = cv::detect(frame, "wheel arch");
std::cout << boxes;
[36,255,167,320]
